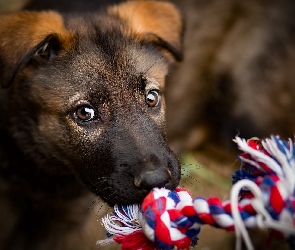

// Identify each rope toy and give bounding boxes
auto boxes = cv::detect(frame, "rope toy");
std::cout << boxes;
[97,136,295,249]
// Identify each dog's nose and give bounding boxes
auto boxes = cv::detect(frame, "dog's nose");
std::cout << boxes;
[134,167,172,190]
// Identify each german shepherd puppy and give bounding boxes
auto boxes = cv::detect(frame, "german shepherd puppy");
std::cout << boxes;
[0,1,182,249]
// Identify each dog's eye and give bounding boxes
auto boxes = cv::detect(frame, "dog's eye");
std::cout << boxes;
[146,90,161,107]
[75,105,95,122]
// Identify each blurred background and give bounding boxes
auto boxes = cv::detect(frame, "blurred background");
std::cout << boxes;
[0,0,294,249]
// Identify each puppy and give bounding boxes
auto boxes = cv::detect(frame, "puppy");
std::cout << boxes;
[0,1,183,249]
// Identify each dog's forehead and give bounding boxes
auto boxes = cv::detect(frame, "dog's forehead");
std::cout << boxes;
[63,14,168,90]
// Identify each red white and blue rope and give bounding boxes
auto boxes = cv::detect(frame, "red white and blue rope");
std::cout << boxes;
[97,136,295,250]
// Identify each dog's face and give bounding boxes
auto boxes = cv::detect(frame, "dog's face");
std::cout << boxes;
[0,1,183,205]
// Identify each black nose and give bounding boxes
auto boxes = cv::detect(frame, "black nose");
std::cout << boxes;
[134,167,172,190]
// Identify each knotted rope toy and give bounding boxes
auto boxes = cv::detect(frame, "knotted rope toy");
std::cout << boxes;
[97,136,295,250]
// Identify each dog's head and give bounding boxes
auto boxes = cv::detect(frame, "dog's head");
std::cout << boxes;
[0,1,183,205]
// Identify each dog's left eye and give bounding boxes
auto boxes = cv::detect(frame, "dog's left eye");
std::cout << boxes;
[146,90,161,107]
[74,105,95,122]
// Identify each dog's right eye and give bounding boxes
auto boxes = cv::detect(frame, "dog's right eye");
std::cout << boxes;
[74,105,96,123]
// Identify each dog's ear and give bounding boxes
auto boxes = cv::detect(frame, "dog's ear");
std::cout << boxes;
[0,11,72,88]
[108,0,183,61]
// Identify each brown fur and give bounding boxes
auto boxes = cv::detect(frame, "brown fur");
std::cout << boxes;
[108,1,183,61]
[0,1,183,249]
[0,11,73,88]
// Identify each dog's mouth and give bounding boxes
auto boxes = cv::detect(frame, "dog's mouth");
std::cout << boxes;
[84,176,149,207]
[92,184,150,207]
[84,158,180,207]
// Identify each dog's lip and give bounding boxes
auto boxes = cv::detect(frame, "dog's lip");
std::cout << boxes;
[101,189,149,206]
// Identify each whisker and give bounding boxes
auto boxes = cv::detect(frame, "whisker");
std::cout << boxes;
[181,171,204,188]
[143,51,169,74]
[108,190,118,201]
[95,202,111,220]
[85,197,103,214]
[94,190,117,218]
[85,177,108,188]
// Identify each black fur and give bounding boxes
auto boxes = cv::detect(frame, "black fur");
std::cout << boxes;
[0,4,182,249]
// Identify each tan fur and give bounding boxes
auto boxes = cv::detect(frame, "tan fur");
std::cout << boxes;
[0,11,72,48]
[0,11,73,87]
[108,1,183,62]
